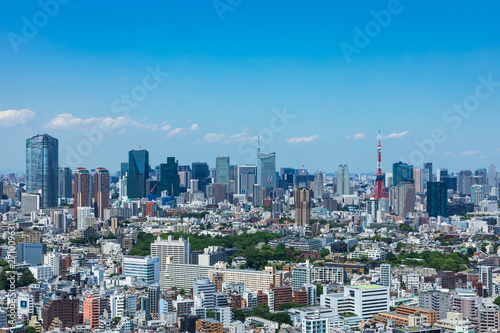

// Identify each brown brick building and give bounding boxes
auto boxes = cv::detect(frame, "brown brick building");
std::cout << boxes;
[42,294,80,330]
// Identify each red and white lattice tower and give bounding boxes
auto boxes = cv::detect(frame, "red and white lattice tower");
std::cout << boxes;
[373,129,388,200]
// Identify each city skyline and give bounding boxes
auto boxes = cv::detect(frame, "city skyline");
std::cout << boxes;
[1,2,500,172]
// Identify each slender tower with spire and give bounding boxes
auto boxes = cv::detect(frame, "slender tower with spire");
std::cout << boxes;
[373,129,388,200]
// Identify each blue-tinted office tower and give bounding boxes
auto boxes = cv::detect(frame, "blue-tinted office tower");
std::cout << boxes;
[121,162,128,178]
[215,156,230,189]
[26,134,59,208]
[192,162,211,192]
[159,157,180,196]
[427,181,448,217]
[127,149,149,199]
[17,243,47,265]
[393,162,414,187]
[257,152,276,192]
[424,162,433,182]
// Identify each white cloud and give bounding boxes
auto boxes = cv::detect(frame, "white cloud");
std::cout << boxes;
[0,109,36,127]
[45,113,165,132]
[166,128,184,138]
[286,135,320,144]
[203,133,226,143]
[382,131,409,139]
[190,123,199,131]
[345,132,365,140]
[161,125,172,131]
[461,150,479,156]
[444,151,453,156]
[491,149,500,155]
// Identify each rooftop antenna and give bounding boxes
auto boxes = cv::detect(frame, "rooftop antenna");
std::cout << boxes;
[302,163,305,175]
[257,136,261,153]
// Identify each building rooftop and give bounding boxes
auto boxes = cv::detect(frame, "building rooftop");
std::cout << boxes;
[351,284,386,290]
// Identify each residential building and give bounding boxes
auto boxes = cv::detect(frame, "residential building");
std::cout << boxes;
[123,255,160,284]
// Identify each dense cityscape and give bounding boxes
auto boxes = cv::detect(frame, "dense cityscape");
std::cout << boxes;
[0,130,498,333]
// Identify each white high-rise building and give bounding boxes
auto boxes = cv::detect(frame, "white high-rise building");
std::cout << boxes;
[488,165,497,187]
[380,264,391,288]
[337,165,351,196]
[77,206,94,230]
[43,251,62,277]
[235,165,256,196]
[110,293,126,319]
[151,235,190,270]
[28,265,53,281]
[193,279,216,309]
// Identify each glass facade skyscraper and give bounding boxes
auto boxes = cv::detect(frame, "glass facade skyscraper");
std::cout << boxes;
[257,152,276,192]
[393,162,414,187]
[26,134,59,208]
[127,149,149,199]
[215,156,230,189]
[427,181,448,217]
[159,157,180,196]
[192,162,211,193]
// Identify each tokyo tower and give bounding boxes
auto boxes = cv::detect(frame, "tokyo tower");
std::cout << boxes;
[373,129,388,200]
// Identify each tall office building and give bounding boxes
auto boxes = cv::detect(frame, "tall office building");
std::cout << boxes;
[393,162,414,187]
[235,165,256,196]
[437,169,448,182]
[421,169,430,192]
[0,180,3,199]
[295,187,311,227]
[476,168,487,186]
[192,162,211,193]
[17,243,47,265]
[427,182,448,217]
[159,157,180,196]
[424,162,433,182]
[458,170,473,195]
[380,264,391,288]
[414,169,422,193]
[313,171,324,199]
[127,149,149,199]
[257,152,276,193]
[488,165,497,187]
[193,279,216,309]
[123,256,160,284]
[337,164,351,196]
[395,182,415,217]
[74,168,91,218]
[26,134,59,208]
[148,284,161,316]
[481,266,493,297]
[94,167,109,218]
[215,156,230,190]
[58,167,72,199]
[120,162,128,178]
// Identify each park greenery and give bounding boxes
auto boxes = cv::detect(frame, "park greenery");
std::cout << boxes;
[384,250,469,272]
[232,305,292,326]
[0,260,37,290]
[129,231,302,270]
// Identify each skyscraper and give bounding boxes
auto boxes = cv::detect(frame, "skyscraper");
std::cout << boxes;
[192,162,211,193]
[74,167,91,218]
[148,284,161,317]
[257,152,276,193]
[458,170,473,195]
[313,171,324,199]
[395,182,415,217]
[393,162,414,187]
[488,164,497,187]
[94,167,110,218]
[128,149,149,199]
[159,157,180,196]
[215,156,230,190]
[337,164,351,196]
[26,134,59,208]
[58,167,72,199]
[427,181,448,217]
[424,162,433,182]
[120,162,128,178]
[294,187,311,226]
[235,165,256,196]
[436,168,448,182]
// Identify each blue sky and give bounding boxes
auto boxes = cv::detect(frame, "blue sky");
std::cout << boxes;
[1,1,500,174]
